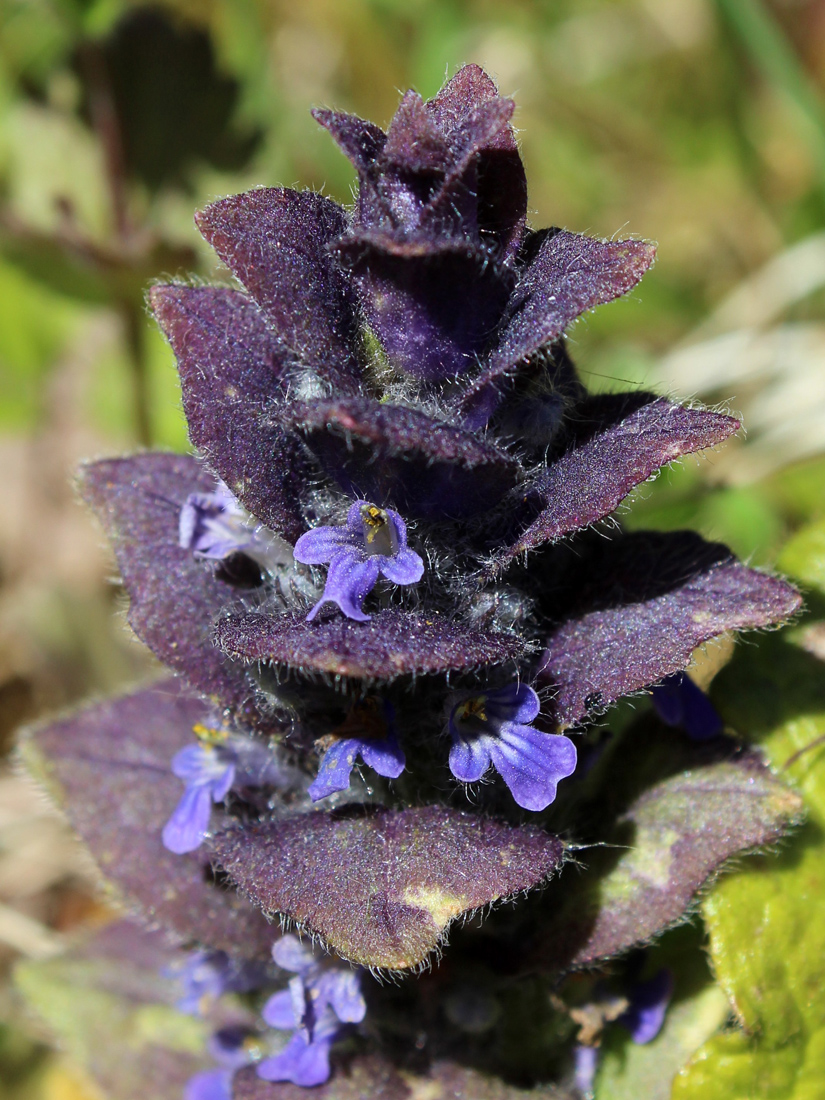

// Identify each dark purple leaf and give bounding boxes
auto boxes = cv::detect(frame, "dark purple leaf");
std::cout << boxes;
[216,610,528,681]
[335,235,513,380]
[21,680,276,957]
[538,755,803,971]
[312,108,387,173]
[426,64,527,260]
[288,395,519,518]
[459,232,656,428]
[79,453,259,713]
[537,532,801,729]
[195,189,360,390]
[383,90,450,171]
[491,396,739,570]
[213,805,563,968]
[150,284,307,542]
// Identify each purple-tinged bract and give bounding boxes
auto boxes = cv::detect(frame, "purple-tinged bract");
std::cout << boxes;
[24,63,806,1098]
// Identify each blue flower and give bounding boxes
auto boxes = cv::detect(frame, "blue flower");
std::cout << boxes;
[162,732,237,855]
[179,481,290,569]
[257,936,366,1088]
[617,968,674,1044]
[571,967,674,1097]
[308,698,405,802]
[293,501,424,622]
[162,725,304,855]
[171,949,268,1015]
[185,1026,261,1100]
[447,682,577,811]
[651,672,722,741]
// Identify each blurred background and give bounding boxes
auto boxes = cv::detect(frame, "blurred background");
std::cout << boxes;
[1,0,825,1094]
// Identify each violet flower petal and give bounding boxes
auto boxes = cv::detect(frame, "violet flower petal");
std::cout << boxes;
[619,969,675,1044]
[306,553,381,623]
[262,989,298,1030]
[315,969,367,1024]
[378,547,425,585]
[256,1031,333,1088]
[272,935,316,975]
[184,1069,233,1100]
[651,672,723,741]
[293,525,355,565]
[161,784,215,856]
[448,736,491,784]
[489,725,578,812]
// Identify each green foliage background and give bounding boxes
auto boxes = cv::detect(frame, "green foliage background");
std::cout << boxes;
[1,2,825,1098]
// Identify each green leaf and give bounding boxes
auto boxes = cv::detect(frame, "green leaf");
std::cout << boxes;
[676,627,825,1096]
[778,516,825,598]
[596,983,729,1100]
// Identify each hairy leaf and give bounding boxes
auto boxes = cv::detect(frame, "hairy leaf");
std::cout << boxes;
[289,395,519,518]
[195,189,360,390]
[538,532,801,730]
[491,396,739,568]
[458,233,656,428]
[216,610,527,680]
[538,755,802,971]
[150,284,307,541]
[79,453,259,713]
[21,680,276,957]
[212,805,563,968]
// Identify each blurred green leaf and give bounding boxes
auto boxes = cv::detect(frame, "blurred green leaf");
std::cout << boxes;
[597,983,729,1100]
[0,254,78,430]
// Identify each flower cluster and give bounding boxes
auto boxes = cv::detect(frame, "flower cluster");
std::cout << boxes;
[26,65,801,1096]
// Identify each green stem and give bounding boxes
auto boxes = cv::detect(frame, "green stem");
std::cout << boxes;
[715,0,825,197]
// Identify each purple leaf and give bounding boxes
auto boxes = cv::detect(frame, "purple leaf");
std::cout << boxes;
[312,109,387,173]
[538,532,801,729]
[212,805,563,968]
[491,396,740,570]
[215,610,528,681]
[150,285,307,542]
[335,235,513,381]
[538,755,803,970]
[195,190,359,390]
[288,396,519,518]
[79,454,260,714]
[426,64,527,260]
[21,680,276,957]
[458,232,656,428]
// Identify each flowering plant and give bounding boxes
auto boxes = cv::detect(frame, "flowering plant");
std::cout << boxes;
[21,66,803,1099]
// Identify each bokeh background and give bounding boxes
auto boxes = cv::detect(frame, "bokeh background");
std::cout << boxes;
[2,0,825,1095]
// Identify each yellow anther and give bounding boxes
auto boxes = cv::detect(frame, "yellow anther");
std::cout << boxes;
[360,503,388,544]
[458,697,488,724]
[192,722,230,745]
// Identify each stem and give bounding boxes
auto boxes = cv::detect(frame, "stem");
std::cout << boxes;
[120,301,152,447]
